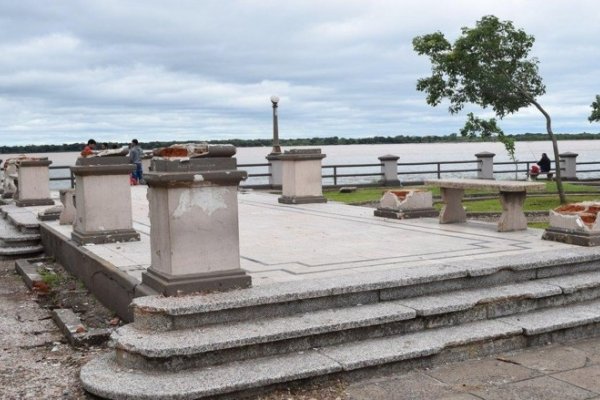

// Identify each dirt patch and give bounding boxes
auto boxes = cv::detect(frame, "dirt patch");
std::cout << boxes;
[31,259,121,330]
[254,379,348,400]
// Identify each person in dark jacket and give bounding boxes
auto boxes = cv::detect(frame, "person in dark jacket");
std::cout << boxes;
[537,153,551,173]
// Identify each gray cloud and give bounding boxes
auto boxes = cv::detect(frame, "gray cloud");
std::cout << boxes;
[1,0,599,145]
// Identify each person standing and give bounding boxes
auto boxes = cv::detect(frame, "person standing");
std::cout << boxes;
[129,139,143,184]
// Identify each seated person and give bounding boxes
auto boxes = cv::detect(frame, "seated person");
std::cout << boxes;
[537,153,551,173]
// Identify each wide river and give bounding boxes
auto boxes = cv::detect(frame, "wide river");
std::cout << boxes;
[2,140,598,188]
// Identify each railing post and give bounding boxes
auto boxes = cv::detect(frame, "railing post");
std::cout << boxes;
[70,169,75,188]
[559,152,578,180]
[526,162,530,179]
[475,152,495,179]
[333,166,337,186]
[437,163,441,179]
[266,154,283,189]
[378,155,400,186]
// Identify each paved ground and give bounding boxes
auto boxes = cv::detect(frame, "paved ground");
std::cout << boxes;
[0,259,102,399]
[44,188,572,286]
[343,340,600,400]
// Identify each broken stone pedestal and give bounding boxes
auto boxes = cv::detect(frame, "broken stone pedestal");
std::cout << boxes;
[543,202,600,246]
[278,149,326,204]
[15,158,54,207]
[142,158,250,295]
[374,189,438,219]
[59,189,76,225]
[70,157,140,245]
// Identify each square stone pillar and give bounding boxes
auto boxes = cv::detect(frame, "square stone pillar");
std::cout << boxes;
[142,167,250,295]
[278,149,326,204]
[266,153,283,189]
[560,152,578,180]
[15,159,54,207]
[378,155,400,186]
[475,152,495,180]
[70,157,140,245]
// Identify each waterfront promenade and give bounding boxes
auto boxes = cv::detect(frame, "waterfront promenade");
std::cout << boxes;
[44,186,572,287]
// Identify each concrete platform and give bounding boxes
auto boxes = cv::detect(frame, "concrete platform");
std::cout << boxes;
[40,186,574,288]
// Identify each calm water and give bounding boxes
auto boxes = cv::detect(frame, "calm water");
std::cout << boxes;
[2,140,598,188]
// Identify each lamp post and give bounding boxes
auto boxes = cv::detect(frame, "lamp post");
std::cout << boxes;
[270,95,281,154]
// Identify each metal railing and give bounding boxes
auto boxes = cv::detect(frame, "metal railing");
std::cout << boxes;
[397,160,481,179]
[39,158,600,190]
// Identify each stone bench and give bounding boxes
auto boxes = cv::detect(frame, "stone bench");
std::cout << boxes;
[530,170,555,181]
[425,178,545,232]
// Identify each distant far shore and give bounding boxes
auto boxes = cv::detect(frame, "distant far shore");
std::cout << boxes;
[2,132,600,154]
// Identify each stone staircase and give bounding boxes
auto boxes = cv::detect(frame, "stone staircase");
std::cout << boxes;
[81,248,600,400]
[0,204,44,258]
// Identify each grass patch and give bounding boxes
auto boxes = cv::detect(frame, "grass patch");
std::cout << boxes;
[528,221,550,229]
[324,182,599,206]
[38,268,63,288]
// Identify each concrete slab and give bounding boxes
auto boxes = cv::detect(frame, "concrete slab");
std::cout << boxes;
[41,187,578,287]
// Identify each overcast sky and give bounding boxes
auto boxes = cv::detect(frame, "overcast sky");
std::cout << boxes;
[1,0,599,145]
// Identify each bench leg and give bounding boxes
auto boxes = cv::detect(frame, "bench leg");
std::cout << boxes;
[498,191,528,232]
[439,188,466,223]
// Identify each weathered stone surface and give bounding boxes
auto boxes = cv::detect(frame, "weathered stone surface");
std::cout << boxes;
[498,300,600,335]
[427,358,541,387]
[81,350,342,400]
[500,345,588,373]
[318,320,522,370]
[115,302,416,358]
[471,375,595,400]
[539,271,600,294]
[425,178,545,192]
[398,280,561,316]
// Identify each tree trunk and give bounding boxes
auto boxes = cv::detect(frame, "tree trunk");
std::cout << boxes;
[530,99,567,204]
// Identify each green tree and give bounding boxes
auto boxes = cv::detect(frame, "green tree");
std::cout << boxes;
[413,15,566,203]
[590,95,600,122]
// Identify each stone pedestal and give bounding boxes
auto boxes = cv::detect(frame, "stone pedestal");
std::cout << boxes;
[278,149,326,204]
[439,188,467,223]
[378,155,400,186]
[15,159,54,207]
[498,191,528,232]
[141,166,250,295]
[560,152,578,180]
[59,189,76,225]
[374,189,438,219]
[475,152,495,180]
[543,202,600,246]
[70,157,139,245]
[266,153,283,188]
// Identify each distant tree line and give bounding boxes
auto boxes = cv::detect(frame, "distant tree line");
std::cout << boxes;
[1,132,600,154]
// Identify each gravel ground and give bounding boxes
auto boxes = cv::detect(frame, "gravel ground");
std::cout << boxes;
[0,259,108,399]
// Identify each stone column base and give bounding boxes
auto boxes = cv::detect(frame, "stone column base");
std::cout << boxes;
[542,227,600,247]
[278,195,327,204]
[374,207,439,219]
[16,198,55,207]
[379,179,401,187]
[72,228,140,245]
[142,268,251,296]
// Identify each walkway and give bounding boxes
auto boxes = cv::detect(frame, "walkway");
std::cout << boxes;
[44,186,572,287]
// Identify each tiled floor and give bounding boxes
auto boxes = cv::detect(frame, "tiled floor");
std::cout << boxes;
[42,186,573,286]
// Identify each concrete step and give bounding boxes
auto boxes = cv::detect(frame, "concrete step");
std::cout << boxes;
[7,211,40,233]
[0,244,44,258]
[113,272,600,371]
[131,249,600,331]
[81,301,600,400]
[0,218,41,247]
